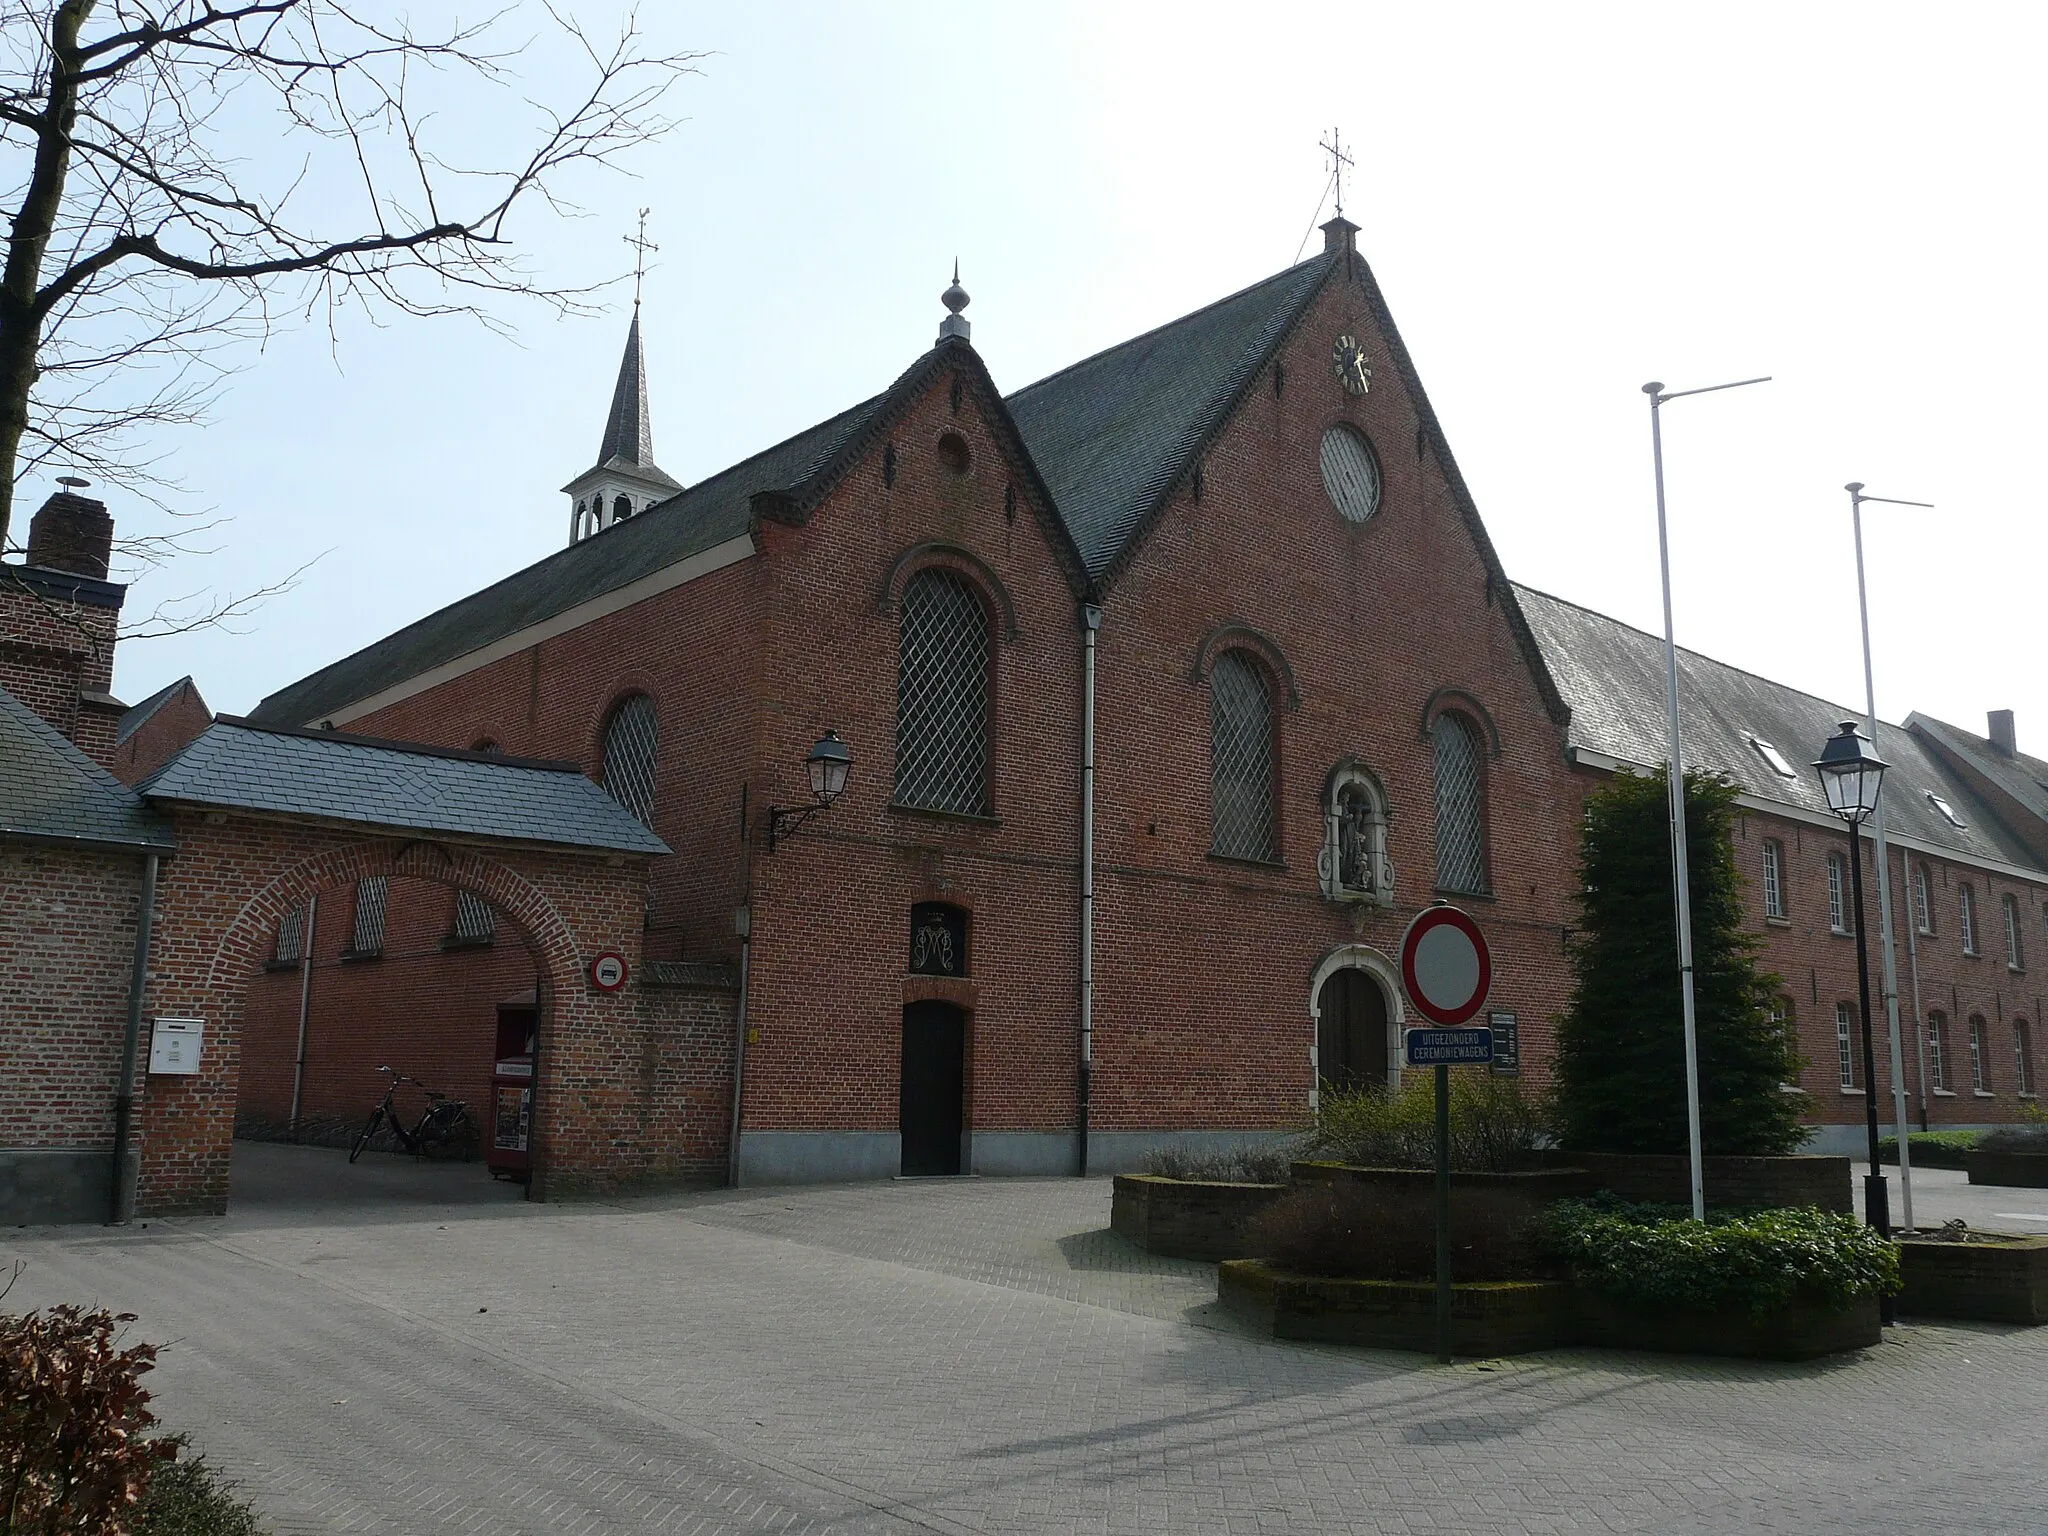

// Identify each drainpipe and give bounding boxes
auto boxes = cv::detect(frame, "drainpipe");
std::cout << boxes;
[109,853,160,1224]
[288,893,318,1138]
[727,911,752,1188]
[1077,603,1101,1177]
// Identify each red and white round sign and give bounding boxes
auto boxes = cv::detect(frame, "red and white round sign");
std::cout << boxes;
[589,951,629,992]
[1399,905,1491,1026]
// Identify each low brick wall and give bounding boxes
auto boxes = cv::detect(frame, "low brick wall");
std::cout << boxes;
[1111,1175,1286,1260]
[1570,1289,1880,1360]
[1550,1151,1852,1213]
[1966,1151,2048,1189]
[1898,1232,2048,1324]
[1218,1261,1569,1356]
[1290,1162,1595,1227]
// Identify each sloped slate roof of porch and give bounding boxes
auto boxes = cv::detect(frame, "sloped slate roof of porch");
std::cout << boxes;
[0,683,176,852]
[138,719,670,855]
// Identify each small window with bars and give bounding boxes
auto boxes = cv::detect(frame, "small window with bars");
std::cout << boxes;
[602,694,660,828]
[1927,1013,1948,1093]
[894,569,992,816]
[1960,884,1978,955]
[1835,1002,1857,1090]
[1761,839,1785,919]
[347,876,389,958]
[1431,712,1487,894]
[1827,854,1847,934]
[1970,1015,1990,1092]
[272,905,307,966]
[448,889,495,947]
[1208,650,1278,861]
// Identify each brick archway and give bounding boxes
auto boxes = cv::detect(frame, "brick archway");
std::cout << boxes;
[132,812,697,1215]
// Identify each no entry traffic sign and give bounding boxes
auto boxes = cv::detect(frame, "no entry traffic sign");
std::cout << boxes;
[1398,904,1492,1026]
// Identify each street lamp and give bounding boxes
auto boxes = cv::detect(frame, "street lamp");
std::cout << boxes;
[1813,721,1894,1264]
[767,731,852,850]
[1644,375,1771,1221]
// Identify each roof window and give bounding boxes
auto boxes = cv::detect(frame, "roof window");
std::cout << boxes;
[1747,734,1799,780]
[1927,792,1968,829]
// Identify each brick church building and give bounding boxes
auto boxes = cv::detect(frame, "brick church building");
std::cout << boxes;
[236,215,2048,1179]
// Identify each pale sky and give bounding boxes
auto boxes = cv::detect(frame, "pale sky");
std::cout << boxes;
[97,1,2048,761]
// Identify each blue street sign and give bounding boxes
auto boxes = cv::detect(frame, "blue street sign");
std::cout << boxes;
[1405,1026,1494,1066]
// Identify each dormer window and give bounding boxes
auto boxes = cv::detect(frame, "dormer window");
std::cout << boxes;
[1746,734,1799,780]
[1319,762,1394,905]
[1927,792,1967,829]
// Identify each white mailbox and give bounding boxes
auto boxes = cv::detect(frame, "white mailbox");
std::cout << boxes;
[148,1017,205,1075]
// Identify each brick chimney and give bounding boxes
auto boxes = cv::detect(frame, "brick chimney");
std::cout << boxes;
[25,479,113,579]
[1989,709,2018,756]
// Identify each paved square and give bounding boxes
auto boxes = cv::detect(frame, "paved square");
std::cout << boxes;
[7,1146,2047,1534]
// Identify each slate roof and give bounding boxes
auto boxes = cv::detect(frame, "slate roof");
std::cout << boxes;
[1515,583,2042,871]
[1906,714,2048,828]
[138,719,671,855]
[1007,255,1335,580]
[116,675,198,745]
[0,683,175,852]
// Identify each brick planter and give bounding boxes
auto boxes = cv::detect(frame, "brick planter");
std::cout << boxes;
[1569,1288,1881,1360]
[1289,1162,1594,1213]
[1111,1175,1287,1260]
[1966,1151,2048,1188]
[1218,1261,1569,1356]
[1898,1230,2048,1323]
[1549,1150,1852,1213]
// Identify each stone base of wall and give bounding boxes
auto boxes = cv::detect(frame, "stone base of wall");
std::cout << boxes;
[1966,1151,2048,1188]
[0,1147,138,1225]
[1898,1231,2048,1324]
[1111,1176,1286,1260]
[1550,1150,1852,1212]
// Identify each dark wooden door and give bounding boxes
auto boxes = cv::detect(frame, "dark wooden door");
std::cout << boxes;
[1317,969,1389,1091]
[900,1001,966,1175]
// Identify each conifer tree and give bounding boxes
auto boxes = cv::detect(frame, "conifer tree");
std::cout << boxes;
[1554,767,1806,1155]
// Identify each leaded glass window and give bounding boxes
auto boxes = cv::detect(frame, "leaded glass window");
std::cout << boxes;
[1209,650,1276,861]
[350,876,388,956]
[895,569,991,814]
[602,694,659,828]
[1431,713,1485,893]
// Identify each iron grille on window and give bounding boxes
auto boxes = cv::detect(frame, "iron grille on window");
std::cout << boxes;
[453,890,495,943]
[894,569,991,814]
[273,905,306,965]
[350,876,389,956]
[1208,650,1276,860]
[1431,713,1486,892]
[602,694,659,828]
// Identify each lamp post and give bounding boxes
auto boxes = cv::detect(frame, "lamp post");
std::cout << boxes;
[767,731,852,850]
[1814,722,1893,1271]
[1844,482,1933,1232]
[1644,375,1770,1221]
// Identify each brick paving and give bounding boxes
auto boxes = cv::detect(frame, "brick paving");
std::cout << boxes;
[8,1144,2048,1534]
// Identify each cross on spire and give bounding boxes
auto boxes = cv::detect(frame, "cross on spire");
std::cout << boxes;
[624,207,658,309]
[1319,128,1355,218]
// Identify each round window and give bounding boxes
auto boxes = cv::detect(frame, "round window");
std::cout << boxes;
[1319,424,1381,524]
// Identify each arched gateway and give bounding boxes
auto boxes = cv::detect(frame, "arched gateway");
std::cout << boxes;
[122,719,723,1216]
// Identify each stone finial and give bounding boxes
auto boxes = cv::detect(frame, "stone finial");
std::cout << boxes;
[938,261,971,344]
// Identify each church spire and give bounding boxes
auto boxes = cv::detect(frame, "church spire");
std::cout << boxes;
[594,310,659,472]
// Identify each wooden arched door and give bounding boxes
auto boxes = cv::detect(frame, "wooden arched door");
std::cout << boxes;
[1316,968,1390,1092]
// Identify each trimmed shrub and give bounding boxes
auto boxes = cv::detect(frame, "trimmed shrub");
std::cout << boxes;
[1978,1124,2048,1154]
[135,1439,263,1536]
[1554,769,1805,1156]
[2,1304,171,1534]
[1246,1178,1556,1281]
[1877,1130,1983,1169]
[1539,1195,1900,1316]
[1140,1142,1298,1184]
[1310,1073,1550,1173]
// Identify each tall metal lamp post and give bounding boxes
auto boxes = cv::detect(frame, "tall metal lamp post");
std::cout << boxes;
[1644,375,1770,1221]
[1813,721,1893,1266]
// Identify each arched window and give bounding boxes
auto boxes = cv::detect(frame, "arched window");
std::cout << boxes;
[601,693,659,827]
[612,493,633,523]
[1319,763,1391,903]
[1430,712,1485,893]
[1209,649,1277,861]
[894,568,991,814]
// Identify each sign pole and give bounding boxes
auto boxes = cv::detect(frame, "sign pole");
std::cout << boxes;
[1434,1060,1452,1364]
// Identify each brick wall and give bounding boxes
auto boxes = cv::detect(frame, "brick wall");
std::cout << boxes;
[109,680,212,785]
[0,571,118,749]
[0,843,146,1148]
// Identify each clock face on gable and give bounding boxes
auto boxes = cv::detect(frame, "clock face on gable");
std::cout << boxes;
[1332,333,1371,397]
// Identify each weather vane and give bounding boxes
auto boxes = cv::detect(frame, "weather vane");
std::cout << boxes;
[624,208,657,308]
[1319,128,1355,218]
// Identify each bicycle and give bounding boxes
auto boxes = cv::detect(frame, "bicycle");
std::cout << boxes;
[348,1066,478,1163]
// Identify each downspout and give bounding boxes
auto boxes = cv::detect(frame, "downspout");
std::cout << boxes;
[109,852,160,1225]
[1901,848,1930,1132]
[288,893,318,1138]
[727,784,756,1188]
[1077,603,1101,1177]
